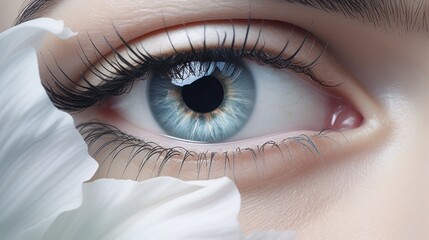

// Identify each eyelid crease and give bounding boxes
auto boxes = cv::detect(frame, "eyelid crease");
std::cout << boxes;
[43,19,331,112]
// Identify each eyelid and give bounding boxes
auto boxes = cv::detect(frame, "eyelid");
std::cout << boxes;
[92,20,324,80]
[66,20,384,186]
[77,121,345,185]
[50,20,330,112]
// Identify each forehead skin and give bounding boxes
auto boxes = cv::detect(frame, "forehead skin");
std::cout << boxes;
[16,0,429,33]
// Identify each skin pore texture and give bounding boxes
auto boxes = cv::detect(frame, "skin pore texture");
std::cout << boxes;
[6,0,429,239]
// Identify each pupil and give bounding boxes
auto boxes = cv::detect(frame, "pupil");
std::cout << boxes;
[181,75,224,113]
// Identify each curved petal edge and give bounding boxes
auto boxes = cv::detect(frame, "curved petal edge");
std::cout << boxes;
[0,18,97,240]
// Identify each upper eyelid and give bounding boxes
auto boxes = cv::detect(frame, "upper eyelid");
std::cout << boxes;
[87,20,327,84]
[43,20,331,112]
[38,2,324,90]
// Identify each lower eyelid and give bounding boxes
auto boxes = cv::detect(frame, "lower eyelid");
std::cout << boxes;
[79,121,355,188]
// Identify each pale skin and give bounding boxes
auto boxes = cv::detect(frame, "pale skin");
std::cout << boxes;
[3,0,429,239]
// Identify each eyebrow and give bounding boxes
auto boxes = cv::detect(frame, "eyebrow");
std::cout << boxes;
[15,0,429,32]
[15,0,55,25]
[281,0,429,32]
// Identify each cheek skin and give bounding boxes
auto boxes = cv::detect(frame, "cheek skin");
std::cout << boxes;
[38,0,429,238]
[240,112,427,239]
[308,13,429,239]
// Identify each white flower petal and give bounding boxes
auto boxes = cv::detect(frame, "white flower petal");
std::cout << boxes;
[246,231,296,240]
[0,18,75,64]
[0,18,296,240]
[0,19,97,240]
[43,177,244,240]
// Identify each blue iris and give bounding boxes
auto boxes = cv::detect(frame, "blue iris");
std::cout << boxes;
[148,61,255,142]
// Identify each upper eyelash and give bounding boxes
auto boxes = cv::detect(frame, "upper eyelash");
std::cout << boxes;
[42,20,328,112]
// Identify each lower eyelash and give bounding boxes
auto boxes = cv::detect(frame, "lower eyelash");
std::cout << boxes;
[77,122,334,181]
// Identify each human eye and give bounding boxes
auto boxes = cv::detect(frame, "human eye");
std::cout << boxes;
[105,21,344,144]
[26,0,429,236]
[42,18,368,185]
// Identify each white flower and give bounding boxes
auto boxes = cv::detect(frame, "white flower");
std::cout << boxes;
[0,18,98,240]
[0,18,296,240]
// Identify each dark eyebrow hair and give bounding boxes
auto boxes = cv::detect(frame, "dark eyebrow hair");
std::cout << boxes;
[281,0,429,32]
[15,0,429,32]
[15,0,55,25]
